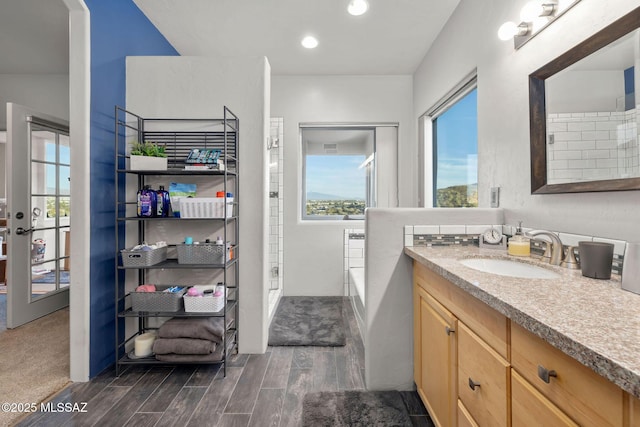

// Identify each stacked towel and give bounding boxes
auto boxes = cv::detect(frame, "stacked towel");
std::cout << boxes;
[153,317,228,362]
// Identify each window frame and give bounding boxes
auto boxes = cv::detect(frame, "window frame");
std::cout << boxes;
[419,71,478,208]
[300,125,377,221]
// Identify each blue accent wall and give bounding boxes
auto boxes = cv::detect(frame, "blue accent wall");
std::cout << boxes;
[624,66,635,111]
[85,0,179,377]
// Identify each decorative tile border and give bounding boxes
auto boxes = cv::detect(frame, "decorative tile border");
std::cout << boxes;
[405,224,627,275]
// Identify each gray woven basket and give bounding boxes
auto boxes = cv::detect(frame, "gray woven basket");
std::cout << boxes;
[176,243,226,264]
[121,246,167,267]
[131,285,187,312]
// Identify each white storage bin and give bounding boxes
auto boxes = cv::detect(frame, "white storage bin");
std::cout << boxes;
[179,197,234,218]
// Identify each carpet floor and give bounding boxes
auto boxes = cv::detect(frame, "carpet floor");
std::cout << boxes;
[269,296,347,346]
[0,307,70,427]
[302,390,416,426]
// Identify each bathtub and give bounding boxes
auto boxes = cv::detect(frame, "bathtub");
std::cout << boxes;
[349,267,365,342]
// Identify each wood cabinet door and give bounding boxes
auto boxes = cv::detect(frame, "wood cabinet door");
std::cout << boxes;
[414,283,457,427]
[458,322,510,427]
[512,370,578,427]
[457,399,479,427]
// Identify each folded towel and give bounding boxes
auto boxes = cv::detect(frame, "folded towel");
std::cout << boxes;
[158,317,227,343]
[152,338,217,355]
[155,346,224,363]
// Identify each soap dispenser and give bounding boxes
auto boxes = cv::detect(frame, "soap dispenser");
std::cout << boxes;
[508,222,530,257]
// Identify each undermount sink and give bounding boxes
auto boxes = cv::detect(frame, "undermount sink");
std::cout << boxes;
[459,258,560,279]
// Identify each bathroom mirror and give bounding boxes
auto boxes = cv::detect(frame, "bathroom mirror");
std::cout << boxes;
[529,6,640,194]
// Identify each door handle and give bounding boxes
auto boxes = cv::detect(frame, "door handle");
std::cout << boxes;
[15,227,33,235]
[445,326,455,335]
[468,377,480,391]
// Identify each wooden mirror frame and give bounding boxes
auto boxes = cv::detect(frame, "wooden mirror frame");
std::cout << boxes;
[529,6,640,194]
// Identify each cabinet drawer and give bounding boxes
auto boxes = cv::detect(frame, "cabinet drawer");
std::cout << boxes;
[458,322,510,427]
[457,399,479,427]
[414,263,508,359]
[512,370,578,427]
[511,322,624,427]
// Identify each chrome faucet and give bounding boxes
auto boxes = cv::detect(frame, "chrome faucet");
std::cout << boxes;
[525,230,564,265]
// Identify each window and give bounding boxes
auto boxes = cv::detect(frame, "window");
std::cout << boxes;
[301,127,376,220]
[421,73,478,207]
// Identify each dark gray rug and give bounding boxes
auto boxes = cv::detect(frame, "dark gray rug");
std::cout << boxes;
[268,296,346,346]
[302,391,413,426]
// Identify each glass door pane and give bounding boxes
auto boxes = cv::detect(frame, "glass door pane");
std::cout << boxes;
[29,125,70,301]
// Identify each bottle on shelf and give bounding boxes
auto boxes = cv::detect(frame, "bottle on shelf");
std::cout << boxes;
[137,185,157,218]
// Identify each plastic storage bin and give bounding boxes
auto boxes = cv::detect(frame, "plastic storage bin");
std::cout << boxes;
[130,285,187,312]
[121,246,167,267]
[179,197,234,218]
[183,293,225,312]
[176,243,232,265]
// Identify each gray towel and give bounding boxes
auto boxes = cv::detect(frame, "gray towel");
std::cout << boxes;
[158,317,227,343]
[155,346,224,363]
[153,337,217,355]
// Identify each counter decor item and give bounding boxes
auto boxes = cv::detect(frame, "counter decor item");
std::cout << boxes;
[622,242,640,295]
[507,222,530,256]
[578,241,614,279]
[479,227,507,250]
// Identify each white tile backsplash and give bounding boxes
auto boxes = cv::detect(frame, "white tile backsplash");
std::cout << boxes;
[414,225,439,235]
[440,225,466,235]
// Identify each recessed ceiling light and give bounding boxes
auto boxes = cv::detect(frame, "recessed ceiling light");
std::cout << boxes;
[301,36,319,49]
[348,0,369,16]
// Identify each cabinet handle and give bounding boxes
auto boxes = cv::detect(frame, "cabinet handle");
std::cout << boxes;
[445,326,455,335]
[468,377,480,391]
[537,365,557,383]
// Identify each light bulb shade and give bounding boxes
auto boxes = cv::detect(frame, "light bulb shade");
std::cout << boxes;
[301,36,319,49]
[348,0,369,16]
[520,1,543,22]
[498,21,519,41]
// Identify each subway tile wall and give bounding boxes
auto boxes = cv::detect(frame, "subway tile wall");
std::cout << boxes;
[547,110,639,184]
[268,118,284,300]
[344,229,365,295]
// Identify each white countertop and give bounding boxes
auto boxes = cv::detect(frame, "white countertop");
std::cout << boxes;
[404,245,640,398]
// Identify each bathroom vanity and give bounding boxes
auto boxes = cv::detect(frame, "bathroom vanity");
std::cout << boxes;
[406,245,640,427]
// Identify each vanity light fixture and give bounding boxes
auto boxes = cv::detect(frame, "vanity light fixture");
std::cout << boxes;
[301,35,319,49]
[347,0,369,16]
[498,0,581,49]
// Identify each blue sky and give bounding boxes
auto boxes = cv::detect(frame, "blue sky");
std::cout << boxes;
[435,88,478,189]
[306,155,365,199]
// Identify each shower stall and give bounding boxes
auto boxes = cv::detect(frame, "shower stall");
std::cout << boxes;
[268,118,284,318]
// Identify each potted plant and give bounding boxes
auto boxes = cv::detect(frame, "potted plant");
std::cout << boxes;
[129,141,168,170]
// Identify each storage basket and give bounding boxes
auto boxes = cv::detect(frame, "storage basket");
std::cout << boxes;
[121,246,167,267]
[176,243,231,265]
[179,197,234,218]
[131,285,187,312]
[183,294,225,313]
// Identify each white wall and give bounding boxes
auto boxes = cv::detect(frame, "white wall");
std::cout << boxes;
[0,74,69,129]
[0,74,69,199]
[365,208,504,390]
[271,75,413,296]
[414,0,640,241]
[127,56,270,354]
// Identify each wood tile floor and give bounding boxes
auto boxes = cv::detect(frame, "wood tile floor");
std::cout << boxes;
[16,301,433,427]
